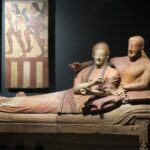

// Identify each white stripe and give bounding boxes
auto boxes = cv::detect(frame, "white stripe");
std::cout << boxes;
[36,61,43,88]
[23,61,30,88]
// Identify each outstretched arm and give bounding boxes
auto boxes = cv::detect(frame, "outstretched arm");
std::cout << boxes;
[69,61,93,73]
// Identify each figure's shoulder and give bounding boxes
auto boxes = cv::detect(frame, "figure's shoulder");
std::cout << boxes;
[145,59,150,68]
[140,57,150,67]
[78,65,93,75]
[107,65,119,76]
[143,57,150,63]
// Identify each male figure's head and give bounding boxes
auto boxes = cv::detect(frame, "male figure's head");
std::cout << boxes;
[31,3,40,14]
[128,36,145,61]
[92,42,110,67]
[11,3,20,15]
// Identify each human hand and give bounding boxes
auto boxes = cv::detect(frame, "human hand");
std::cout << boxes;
[80,88,93,95]
[92,78,105,86]
[68,62,82,72]
[113,89,127,99]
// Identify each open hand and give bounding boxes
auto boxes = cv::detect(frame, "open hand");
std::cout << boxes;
[68,62,82,72]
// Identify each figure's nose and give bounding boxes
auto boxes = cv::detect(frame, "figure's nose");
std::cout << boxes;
[128,49,133,54]
[128,49,132,52]
[128,45,132,50]
[128,45,133,52]
[95,55,101,60]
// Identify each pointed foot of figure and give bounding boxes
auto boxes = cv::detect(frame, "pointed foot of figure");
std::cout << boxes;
[38,50,48,57]
[16,91,26,97]
[6,51,13,54]
[20,53,26,58]
[26,45,33,52]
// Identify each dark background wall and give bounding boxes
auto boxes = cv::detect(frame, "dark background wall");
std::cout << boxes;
[0,0,149,149]
[1,0,150,94]
[55,0,150,91]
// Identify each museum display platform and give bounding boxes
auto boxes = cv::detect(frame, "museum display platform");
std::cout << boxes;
[0,104,149,150]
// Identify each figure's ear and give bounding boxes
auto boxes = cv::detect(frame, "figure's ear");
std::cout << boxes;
[141,50,148,58]
[106,55,109,59]
[141,45,144,50]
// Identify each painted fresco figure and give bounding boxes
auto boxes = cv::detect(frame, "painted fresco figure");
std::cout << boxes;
[6,3,26,57]
[23,2,48,57]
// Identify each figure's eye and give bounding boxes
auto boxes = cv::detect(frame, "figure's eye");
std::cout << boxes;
[97,54,105,59]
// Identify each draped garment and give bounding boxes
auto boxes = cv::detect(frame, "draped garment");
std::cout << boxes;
[0,75,120,113]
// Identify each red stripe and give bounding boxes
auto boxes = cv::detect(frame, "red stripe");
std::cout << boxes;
[5,59,11,88]
[43,59,49,88]
[30,61,36,88]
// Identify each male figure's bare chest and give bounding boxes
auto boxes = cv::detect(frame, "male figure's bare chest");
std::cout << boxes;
[116,61,145,79]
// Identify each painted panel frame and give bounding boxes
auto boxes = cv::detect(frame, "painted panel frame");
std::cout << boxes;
[5,0,49,88]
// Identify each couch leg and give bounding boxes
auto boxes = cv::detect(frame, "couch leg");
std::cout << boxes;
[140,141,149,150]
[138,121,150,150]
